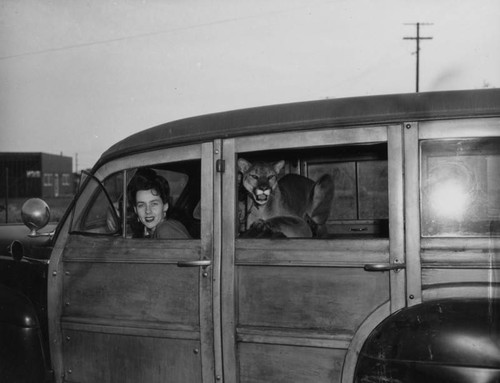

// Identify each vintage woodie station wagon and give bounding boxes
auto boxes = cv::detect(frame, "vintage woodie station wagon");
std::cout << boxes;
[2,88,500,382]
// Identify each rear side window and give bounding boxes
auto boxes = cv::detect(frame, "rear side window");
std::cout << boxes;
[237,143,389,239]
[421,137,500,237]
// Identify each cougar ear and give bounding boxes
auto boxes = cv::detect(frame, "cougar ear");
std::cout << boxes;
[237,158,252,173]
[274,160,285,174]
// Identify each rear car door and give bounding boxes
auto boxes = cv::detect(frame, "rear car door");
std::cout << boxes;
[220,124,406,382]
[47,143,216,382]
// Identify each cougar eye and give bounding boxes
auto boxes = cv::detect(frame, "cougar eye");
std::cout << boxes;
[268,175,276,180]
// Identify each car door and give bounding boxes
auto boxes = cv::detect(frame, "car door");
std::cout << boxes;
[219,124,406,383]
[47,143,216,382]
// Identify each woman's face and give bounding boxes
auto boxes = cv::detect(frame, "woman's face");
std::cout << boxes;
[134,189,169,230]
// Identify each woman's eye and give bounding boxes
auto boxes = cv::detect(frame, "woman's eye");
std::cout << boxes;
[251,175,259,180]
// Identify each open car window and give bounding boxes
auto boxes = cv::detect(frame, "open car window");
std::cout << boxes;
[237,143,389,239]
[70,161,200,238]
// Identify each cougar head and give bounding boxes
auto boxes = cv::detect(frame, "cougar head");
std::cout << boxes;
[238,158,285,206]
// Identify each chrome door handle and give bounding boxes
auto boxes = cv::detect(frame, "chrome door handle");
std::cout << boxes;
[364,263,406,271]
[177,259,211,268]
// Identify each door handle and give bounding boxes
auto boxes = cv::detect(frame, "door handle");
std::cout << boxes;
[364,263,406,271]
[177,259,211,268]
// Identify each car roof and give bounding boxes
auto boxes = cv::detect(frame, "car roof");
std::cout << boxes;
[97,89,500,168]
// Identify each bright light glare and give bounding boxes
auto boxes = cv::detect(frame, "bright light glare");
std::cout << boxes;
[430,180,469,220]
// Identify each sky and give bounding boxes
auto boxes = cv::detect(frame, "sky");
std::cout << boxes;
[1,0,499,171]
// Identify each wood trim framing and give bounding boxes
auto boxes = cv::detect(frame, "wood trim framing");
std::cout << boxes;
[220,138,238,383]
[419,117,500,140]
[404,122,422,306]
[387,124,406,312]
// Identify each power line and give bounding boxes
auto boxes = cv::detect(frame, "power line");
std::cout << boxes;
[0,5,312,61]
[403,22,433,92]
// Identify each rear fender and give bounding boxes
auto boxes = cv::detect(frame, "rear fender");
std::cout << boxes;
[354,298,500,383]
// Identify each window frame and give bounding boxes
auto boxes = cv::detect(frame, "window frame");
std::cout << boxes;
[43,173,53,186]
[418,117,500,243]
[68,144,203,239]
[62,173,70,186]
[420,137,500,238]
[69,170,122,236]
[234,125,392,240]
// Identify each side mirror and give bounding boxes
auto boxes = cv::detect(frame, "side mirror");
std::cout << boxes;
[21,198,51,237]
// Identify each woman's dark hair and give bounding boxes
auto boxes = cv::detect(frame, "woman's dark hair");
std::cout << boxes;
[127,167,171,206]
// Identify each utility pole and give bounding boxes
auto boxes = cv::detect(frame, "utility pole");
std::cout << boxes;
[4,167,8,223]
[404,22,433,92]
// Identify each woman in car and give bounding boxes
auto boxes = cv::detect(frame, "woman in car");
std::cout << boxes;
[127,167,191,239]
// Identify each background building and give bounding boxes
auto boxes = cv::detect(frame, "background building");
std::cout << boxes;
[0,152,74,199]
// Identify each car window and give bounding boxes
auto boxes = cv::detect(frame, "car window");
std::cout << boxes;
[237,143,388,239]
[71,172,123,235]
[71,161,200,238]
[421,137,500,237]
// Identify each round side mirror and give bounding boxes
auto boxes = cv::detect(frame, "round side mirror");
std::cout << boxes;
[21,198,51,236]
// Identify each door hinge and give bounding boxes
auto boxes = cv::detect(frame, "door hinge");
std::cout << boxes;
[216,159,225,173]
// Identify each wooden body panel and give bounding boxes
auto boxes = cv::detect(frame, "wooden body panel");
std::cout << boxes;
[238,343,344,383]
[238,266,388,332]
[421,237,500,299]
[62,330,201,383]
[59,237,203,382]
[63,262,199,326]
[233,240,390,382]
[62,236,200,326]
[422,268,499,299]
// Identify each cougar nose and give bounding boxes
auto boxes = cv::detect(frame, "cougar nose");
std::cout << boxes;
[256,188,270,196]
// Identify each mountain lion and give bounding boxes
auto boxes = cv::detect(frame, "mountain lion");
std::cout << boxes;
[238,158,334,238]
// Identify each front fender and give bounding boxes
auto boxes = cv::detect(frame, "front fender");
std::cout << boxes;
[0,284,51,383]
[354,298,500,383]
[0,223,56,259]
